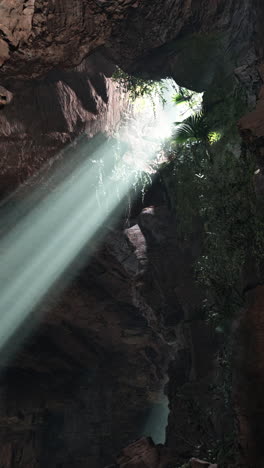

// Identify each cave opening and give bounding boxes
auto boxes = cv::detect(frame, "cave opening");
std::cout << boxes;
[0,2,263,468]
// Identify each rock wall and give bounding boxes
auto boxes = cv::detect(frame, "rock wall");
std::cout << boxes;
[235,61,264,468]
[0,204,172,467]
[0,0,256,89]
[0,184,231,467]
[0,0,138,82]
[0,52,127,196]
[233,286,264,468]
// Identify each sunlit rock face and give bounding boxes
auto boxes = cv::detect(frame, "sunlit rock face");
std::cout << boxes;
[0,0,138,83]
[0,52,126,196]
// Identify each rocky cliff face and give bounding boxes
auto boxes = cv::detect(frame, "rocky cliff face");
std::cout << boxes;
[105,437,218,468]
[0,0,256,88]
[0,199,179,468]
[236,45,264,466]
[1,1,264,467]
[232,286,264,468]
[0,186,224,468]
[0,52,127,197]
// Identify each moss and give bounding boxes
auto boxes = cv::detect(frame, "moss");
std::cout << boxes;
[112,67,167,103]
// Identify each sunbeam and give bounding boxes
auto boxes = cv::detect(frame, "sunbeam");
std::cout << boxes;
[0,80,180,363]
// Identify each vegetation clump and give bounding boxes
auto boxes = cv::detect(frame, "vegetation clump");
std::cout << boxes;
[172,87,195,106]
[158,83,264,465]
[161,87,264,328]
[113,67,168,104]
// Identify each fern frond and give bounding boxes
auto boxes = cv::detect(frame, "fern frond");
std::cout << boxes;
[173,112,211,144]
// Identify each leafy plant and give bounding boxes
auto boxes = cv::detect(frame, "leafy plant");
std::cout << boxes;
[159,134,255,468]
[160,81,257,468]
[112,67,168,104]
[173,112,213,145]
[160,138,263,327]
[172,86,203,115]
[196,151,257,325]
[160,143,203,238]
[172,87,194,105]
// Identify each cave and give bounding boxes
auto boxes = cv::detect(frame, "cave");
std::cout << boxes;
[0,1,264,468]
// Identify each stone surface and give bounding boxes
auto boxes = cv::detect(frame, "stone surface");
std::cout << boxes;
[0,0,138,83]
[239,78,264,143]
[0,191,221,467]
[110,437,176,468]
[106,441,218,468]
[233,285,264,468]
[0,202,177,468]
[0,51,127,196]
[0,0,257,91]
[238,62,264,197]
[0,196,226,467]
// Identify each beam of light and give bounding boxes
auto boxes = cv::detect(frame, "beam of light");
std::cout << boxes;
[0,79,180,363]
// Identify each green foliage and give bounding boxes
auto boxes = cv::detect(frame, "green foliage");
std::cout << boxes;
[161,80,253,468]
[196,151,256,325]
[173,112,218,147]
[172,87,194,105]
[160,135,254,468]
[112,67,168,104]
[161,140,263,326]
[172,86,203,115]
[160,143,203,238]
[162,82,258,328]
[208,131,221,144]
[173,94,191,105]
